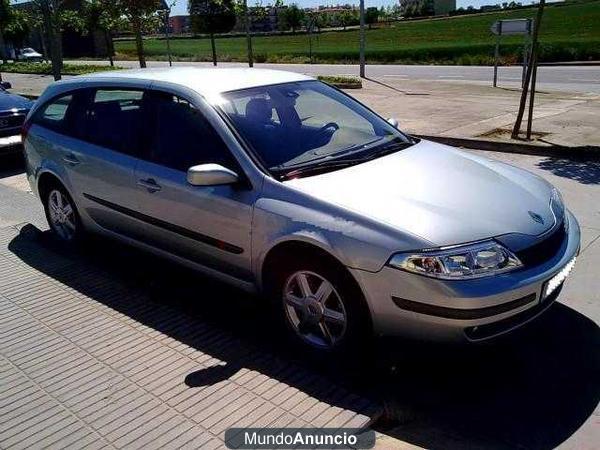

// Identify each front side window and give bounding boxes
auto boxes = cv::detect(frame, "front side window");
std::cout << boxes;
[146,91,231,172]
[219,80,413,177]
[84,89,145,155]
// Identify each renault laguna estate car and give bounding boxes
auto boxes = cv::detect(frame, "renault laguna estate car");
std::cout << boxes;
[22,68,580,352]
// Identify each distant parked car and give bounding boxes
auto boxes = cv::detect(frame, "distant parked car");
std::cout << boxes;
[22,68,580,354]
[0,82,34,157]
[17,47,44,62]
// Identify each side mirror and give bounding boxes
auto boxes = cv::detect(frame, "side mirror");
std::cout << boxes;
[1,81,12,90]
[387,117,399,129]
[187,163,239,186]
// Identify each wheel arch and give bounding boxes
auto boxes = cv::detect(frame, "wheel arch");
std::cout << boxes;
[261,238,373,317]
[37,170,69,201]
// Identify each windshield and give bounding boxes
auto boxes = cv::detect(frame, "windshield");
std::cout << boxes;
[219,81,413,175]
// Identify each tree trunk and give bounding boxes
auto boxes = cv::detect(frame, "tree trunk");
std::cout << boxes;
[511,0,545,139]
[104,30,114,67]
[244,0,254,67]
[210,33,217,66]
[0,31,7,64]
[40,1,61,80]
[39,26,49,62]
[133,18,146,68]
[48,26,62,80]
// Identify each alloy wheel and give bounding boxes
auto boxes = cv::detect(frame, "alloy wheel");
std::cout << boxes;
[283,270,347,349]
[47,189,77,241]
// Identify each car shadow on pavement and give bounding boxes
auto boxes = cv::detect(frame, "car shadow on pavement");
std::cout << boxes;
[0,154,25,179]
[8,225,600,449]
[536,157,600,185]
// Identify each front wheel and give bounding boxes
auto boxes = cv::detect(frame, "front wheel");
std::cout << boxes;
[271,256,371,355]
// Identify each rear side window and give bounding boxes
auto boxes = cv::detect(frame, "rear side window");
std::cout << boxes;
[33,94,75,133]
[84,89,145,156]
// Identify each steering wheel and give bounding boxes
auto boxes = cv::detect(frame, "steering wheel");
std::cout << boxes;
[312,122,339,146]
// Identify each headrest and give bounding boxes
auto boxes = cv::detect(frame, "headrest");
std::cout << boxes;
[245,98,272,124]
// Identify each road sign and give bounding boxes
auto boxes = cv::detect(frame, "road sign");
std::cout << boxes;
[490,19,533,36]
[492,18,534,88]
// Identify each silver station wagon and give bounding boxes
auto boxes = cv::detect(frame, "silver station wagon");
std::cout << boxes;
[23,68,580,353]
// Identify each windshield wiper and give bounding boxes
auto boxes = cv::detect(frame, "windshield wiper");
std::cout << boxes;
[275,159,362,180]
[274,141,413,180]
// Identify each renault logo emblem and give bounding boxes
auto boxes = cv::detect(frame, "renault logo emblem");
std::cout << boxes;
[528,211,544,224]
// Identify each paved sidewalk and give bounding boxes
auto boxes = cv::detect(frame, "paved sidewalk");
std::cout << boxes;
[0,149,598,449]
[0,221,379,449]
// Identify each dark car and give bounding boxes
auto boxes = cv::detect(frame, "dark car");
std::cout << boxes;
[0,82,34,157]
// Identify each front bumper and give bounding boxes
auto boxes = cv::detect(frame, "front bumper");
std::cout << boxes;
[351,210,581,342]
[0,134,22,155]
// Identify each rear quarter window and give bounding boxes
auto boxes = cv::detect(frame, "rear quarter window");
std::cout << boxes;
[33,94,75,133]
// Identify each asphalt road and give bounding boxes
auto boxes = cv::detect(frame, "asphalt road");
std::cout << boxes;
[75,59,600,94]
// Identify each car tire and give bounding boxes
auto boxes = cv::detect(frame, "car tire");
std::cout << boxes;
[42,183,85,245]
[269,254,371,357]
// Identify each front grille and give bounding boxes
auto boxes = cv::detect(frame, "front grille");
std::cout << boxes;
[0,114,25,130]
[515,222,566,268]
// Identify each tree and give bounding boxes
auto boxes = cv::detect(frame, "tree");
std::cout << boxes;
[281,4,304,33]
[365,6,379,29]
[84,0,124,67]
[4,9,31,51]
[34,0,84,80]
[118,0,162,68]
[512,0,545,139]
[311,11,325,32]
[338,9,355,30]
[0,0,12,63]
[189,0,236,66]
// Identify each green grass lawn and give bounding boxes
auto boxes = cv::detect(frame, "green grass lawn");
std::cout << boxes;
[114,0,600,64]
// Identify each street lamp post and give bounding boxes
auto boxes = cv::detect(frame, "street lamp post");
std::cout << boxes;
[164,7,173,67]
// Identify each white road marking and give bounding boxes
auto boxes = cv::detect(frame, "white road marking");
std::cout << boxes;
[438,75,464,78]
[568,78,600,83]
[383,74,409,78]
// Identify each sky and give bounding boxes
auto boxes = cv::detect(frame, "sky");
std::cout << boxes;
[170,0,539,15]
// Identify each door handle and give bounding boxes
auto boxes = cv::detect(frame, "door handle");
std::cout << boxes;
[62,153,80,166]
[137,178,162,193]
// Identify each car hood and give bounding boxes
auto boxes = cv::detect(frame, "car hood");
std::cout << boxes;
[0,91,33,111]
[284,140,556,246]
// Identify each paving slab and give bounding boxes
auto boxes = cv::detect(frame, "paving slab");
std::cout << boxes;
[0,220,379,449]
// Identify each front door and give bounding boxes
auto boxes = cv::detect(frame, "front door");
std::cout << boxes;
[134,91,256,281]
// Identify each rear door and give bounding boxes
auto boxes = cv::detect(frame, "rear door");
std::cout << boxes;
[133,90,257,281]
[68,86,149,238]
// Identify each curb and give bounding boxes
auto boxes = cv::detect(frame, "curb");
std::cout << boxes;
[415,134,600,161]
[15,92,40,100]
[538,61,600,67]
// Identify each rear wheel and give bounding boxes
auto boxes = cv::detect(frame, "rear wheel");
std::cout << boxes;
[43,184,83,244]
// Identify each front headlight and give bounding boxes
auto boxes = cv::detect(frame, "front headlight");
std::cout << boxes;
[388,240,522,280]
